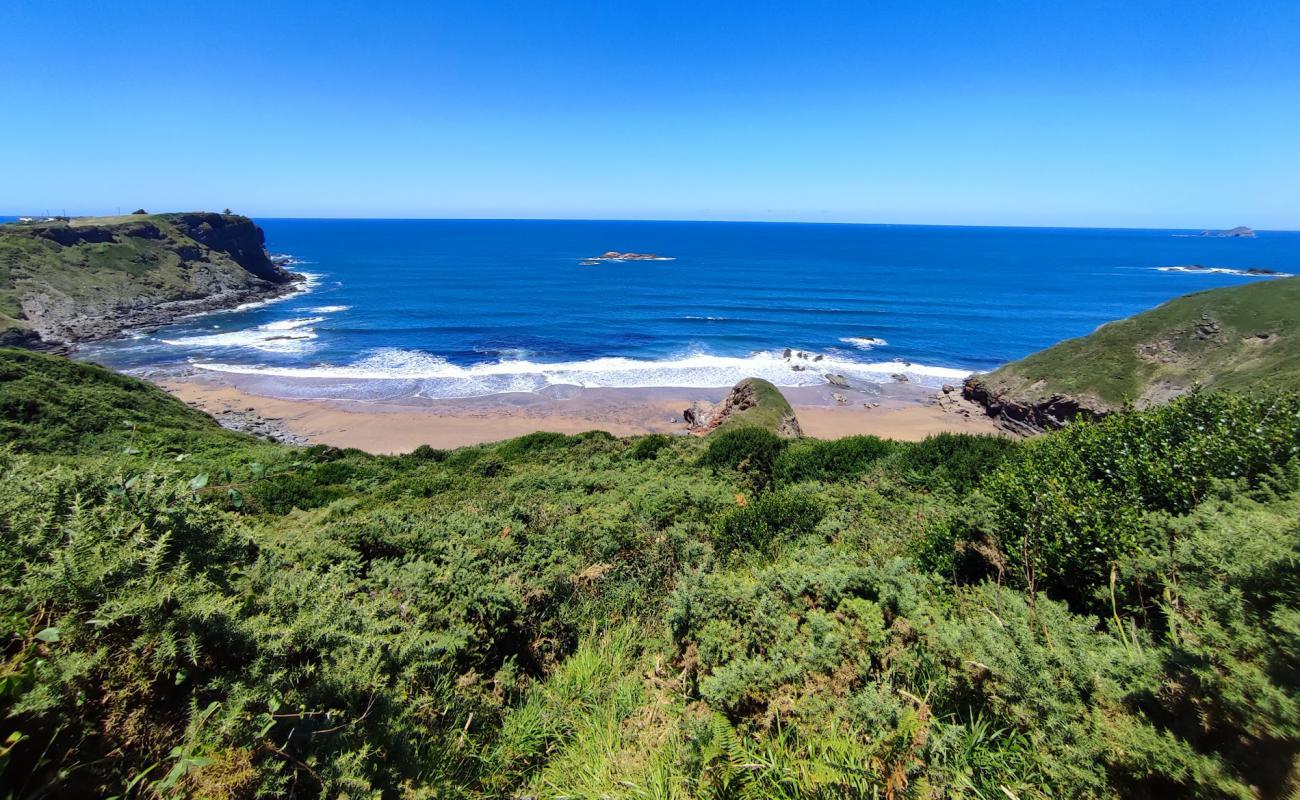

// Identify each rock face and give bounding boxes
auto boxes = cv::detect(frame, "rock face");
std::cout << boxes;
[683,378,802,437]
[1,212,302,348]
[169,212,283,283]
[962,378,1099,435]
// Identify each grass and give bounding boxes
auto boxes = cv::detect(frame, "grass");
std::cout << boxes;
[0,211,282,343]
[711,377,798,434]
[3,348,1300,798]
[972,275,1300,409]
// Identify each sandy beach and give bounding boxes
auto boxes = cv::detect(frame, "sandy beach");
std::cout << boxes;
[158,375,1004,454]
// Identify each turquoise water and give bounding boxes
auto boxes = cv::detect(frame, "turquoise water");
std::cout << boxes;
[81,220,1300,399]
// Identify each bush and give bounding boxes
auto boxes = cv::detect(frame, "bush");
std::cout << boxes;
[496,431,571,459]
[774,435,895,484]
[979,391,1300,602]
[713,488,823,554]
[700,427,787,488]
[894,432,1016,493]
[408,444,448,462]
[628,433,672,461]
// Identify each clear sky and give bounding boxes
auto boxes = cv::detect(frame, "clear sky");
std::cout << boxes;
[3,1,1298,228]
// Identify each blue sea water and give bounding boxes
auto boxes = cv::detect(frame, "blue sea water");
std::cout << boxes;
[79,219,1300,399]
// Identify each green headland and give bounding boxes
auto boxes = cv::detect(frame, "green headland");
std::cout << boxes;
[0,212,299,349]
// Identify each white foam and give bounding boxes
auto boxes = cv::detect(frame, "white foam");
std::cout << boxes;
[228,271,323,312]
[588,256,677,262]
[309,305,351,313]
[162,316,323,354]
[1154,266,1292,278]
[194,347,973,397]
[840,336,888,350]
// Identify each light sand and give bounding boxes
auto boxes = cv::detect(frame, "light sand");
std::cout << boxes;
[160,377,1004,454]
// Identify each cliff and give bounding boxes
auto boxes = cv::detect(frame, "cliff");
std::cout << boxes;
[0,212,300,349]
[965,276,1300,431]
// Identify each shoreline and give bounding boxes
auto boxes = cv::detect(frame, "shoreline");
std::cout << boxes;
[36,274,313,355]
[158,374,1005,453]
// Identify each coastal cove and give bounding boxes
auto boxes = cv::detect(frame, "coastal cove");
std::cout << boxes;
[75,219,1300,410]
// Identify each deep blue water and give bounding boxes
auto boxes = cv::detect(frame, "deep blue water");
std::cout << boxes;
[79,219,1300,398]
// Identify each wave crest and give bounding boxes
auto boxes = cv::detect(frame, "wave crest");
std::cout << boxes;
[195,348,972,398]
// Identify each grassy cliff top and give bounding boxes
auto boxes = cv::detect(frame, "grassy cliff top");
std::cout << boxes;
[0,211,290,346]
[970,276,1300,411]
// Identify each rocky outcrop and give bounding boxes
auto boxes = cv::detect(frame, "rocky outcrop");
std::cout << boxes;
[962,378,1101,434]
[169,212,288,283]
[683,378,802,437]
[1,212,303,349]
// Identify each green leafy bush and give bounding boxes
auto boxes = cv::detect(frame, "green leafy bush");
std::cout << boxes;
[773,435,895,484]
[893,431,1016,493]
[699,426,787,488]
[628,432,672,460]
[713,488,823,554]
[979,391,1300,601]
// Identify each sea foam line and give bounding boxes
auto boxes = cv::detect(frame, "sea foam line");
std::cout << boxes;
[194,347,972,397]
[162,316,324,354]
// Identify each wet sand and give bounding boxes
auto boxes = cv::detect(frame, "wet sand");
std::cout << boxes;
[159,375,1003,454]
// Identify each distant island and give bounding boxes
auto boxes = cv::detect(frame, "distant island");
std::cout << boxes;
[1172,225,1256,238]
[0,211,303,350]
[580,250,676,264]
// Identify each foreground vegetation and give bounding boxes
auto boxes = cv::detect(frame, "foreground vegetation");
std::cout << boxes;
[3,348,1300,798]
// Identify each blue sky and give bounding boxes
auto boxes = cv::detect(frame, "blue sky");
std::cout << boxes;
[3,1,1298,228]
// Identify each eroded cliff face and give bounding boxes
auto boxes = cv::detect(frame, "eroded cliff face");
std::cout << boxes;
[169,212,286,283]
[961,378,1101,434]
[0,212,301,348]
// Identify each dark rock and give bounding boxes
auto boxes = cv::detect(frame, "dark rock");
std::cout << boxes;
[30,225,116,246]
[171,212,291,284]
[962,378,1101,433]
[825,373,849,388]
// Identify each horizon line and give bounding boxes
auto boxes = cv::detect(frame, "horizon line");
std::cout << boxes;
[1,212,1291,235]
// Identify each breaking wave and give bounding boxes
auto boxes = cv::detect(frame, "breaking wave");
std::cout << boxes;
[194,347,972,398]
[162,317,323,354]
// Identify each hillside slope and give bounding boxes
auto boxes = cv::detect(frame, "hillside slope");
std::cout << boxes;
[3,349,1300,798]
[965,276,1300,429]
[0,212,299,348]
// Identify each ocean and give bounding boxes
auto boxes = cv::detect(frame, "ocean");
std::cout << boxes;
[78,219,1300,400]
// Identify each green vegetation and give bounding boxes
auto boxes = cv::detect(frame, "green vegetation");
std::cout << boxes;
[970,276,1300,412]
[710,377,800,435]
[3,347,1300,798]
[0,212,290,345]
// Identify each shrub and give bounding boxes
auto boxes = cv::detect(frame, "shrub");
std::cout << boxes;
[496,431,571,459]
[408,444,448,462]
[628,433,672,461]
[713,488,823,554]
[773,435,895,484]
[894,432,1016,493]
[700,427,787,489]
[979,391,1300,602]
